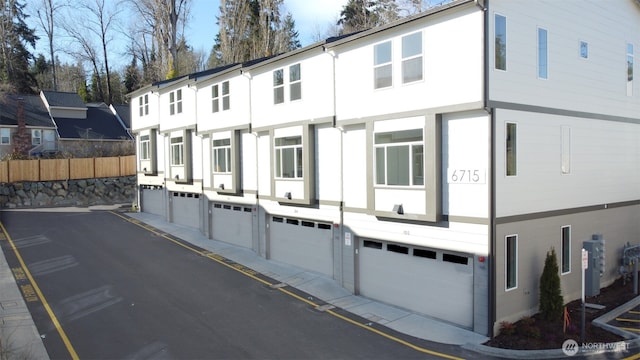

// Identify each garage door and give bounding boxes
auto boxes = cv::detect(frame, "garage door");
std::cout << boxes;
[359,240,473,328]
[170,192,200,229]
[270,216,333,276]
[140,186,165,216]
[211,203,254,249]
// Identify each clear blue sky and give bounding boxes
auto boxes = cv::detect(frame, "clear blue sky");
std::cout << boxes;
[27,0,346,70]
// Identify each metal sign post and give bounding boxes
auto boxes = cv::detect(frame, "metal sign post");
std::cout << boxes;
[581,248,588,343]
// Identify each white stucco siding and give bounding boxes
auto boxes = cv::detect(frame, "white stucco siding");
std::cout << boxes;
[257,134,272,197]
[316,125,342,202]
[489,0,640,118]
[195,75,251,132]
[442,111,490,219]
[131,92,159,131]
[333,7,483,121]
[495,109,640,217]
[242,132,258,191]
[159,84,196,131]
[250,52,335,128]
[341,125,367,209]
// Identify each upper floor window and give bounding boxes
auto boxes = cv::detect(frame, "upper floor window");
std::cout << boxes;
[627,43,634,97]
[506,122,517,176]
[0,128,10,145]
[212,81,230,113]
[580,41,589,59]
[139,135,150,160]
[213,138,231,173]
[275,136,302,179]
[495,14,507,71]
[402,32,423,83]
[374,129,424,186]
[32,129,42,145]
[505,235,518,290]
[139,94,149,116]
[170,136,184,166]
[169,89,182,115]
[289,64,301,101]
[538,28,548,79]
[273,69,284,104]
[374,41,392,89]
[561,226,571,274]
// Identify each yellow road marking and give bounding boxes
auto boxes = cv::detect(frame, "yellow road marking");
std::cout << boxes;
[0,221,80,360]
[624,352,640,360]
[615,318,640,323]
[619,327,640,333]
[629,310,640,315]
[113,212,464,360]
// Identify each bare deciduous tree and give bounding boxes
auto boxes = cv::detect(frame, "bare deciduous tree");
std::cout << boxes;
[34,0,65,91]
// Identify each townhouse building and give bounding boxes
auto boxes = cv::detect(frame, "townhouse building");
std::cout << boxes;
[130,0,640,336]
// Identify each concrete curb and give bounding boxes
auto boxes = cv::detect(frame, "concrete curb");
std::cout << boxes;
[592,295,640,340]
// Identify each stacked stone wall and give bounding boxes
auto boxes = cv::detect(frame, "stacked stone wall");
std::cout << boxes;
[0,176,136,208]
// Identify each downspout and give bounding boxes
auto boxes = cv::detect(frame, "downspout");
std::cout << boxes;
[243,69,262,257]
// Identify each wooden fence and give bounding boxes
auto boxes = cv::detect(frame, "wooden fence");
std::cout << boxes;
[0,155,136,183]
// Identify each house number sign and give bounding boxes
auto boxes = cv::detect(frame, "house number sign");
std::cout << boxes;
[447,168,486,184]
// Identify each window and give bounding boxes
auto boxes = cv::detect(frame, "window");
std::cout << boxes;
[580,41,589,59]
[538,28,548,79]
[506,235,518,290]
[169,89,182,115]
[374,41,392,89]
[402,32,423,83]
[561,226,571,274]
[561,126,571,174]
[289,64,301,101]
[375,129,424,186]
[213,138,231,173]
[139,135,150,160]
[32,129,42,145]
[275,136,302,178]
[170,136,184,166]
[0,128,9,145]
[212,82,229,112]
[628,43,634,97]
[139,95,148,116]
[495,14,507,70]
[506,122,517,176]
[273,69,284,104]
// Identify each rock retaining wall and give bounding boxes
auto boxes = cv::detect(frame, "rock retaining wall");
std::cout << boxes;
[0,176,136,208]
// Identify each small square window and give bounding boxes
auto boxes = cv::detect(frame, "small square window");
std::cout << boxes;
[580,41,588,59]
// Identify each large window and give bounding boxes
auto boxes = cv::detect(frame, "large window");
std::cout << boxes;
[213,138,231,173]
[139,135,150,160]
[212,82,230,112]
[506,235,518,290]
[628,43,634,97]
[170,136,184,166]
[0,128,9,145]
[32,129,42,145]
[289,64,301,101]
[273,69,284,104]
[375,129,424,186]
[275,136,302,179]
[139,94,149,116]
[538,28,548,79]
[402,32,423,83]
[495,14,507,71]
[374,41,392,89]
[561,226,571,274]
[169,89,182,115]
[506,122,517,176]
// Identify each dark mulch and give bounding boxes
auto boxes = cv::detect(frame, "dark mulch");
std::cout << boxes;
[485,276,638,350]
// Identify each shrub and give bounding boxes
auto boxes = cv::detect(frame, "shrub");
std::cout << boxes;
[499,321,516,336]
[540,247,563,321]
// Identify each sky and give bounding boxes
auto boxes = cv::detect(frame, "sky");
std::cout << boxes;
[26,0,347,70]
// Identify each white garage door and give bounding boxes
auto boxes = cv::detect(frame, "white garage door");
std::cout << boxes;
[359,240,473,328]
[270,216,333,276]
[211,203,254,249]
[170,192,200,229]
[140,186,164,216]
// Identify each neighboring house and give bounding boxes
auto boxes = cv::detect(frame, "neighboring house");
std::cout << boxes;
[0,91,132,159]
[131,0,640,337]
[0,94,58,159]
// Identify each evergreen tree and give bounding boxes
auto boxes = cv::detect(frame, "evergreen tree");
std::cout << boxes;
[124,56,141,94]
[0,0,38,93]
[539,247,563,321]
[77,77,90,103]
